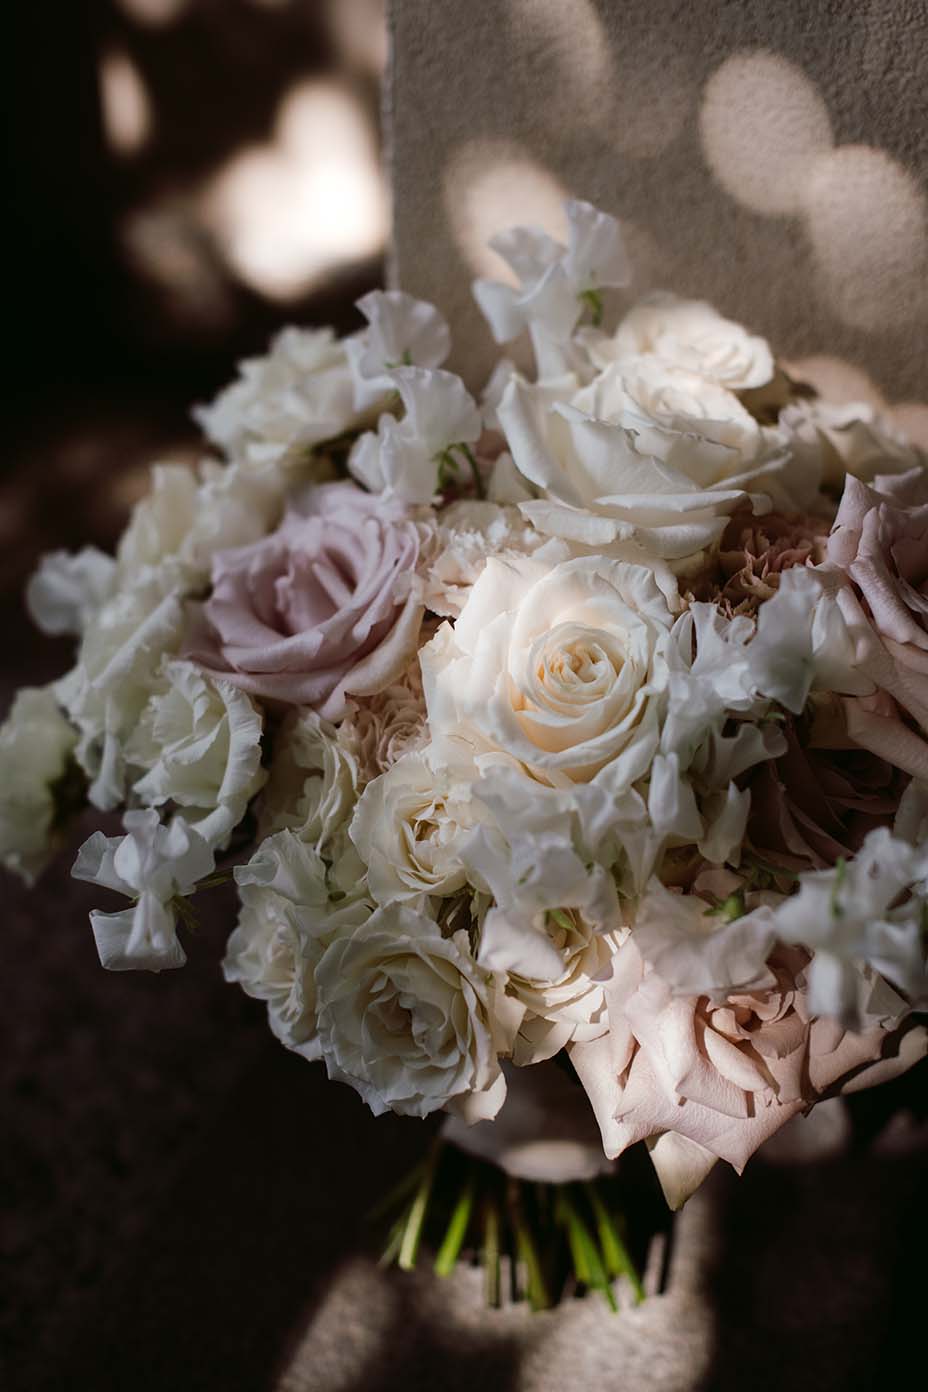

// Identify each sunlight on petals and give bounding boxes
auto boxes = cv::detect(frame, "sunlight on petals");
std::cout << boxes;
[444,140,570,282]
[99,49,153,157]
[700,51,832,215]
[202,80,388,300]
[783,355,885,408]
[803,145,928,331]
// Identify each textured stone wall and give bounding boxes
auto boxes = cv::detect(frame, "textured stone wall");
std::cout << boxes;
[387,0,928,437]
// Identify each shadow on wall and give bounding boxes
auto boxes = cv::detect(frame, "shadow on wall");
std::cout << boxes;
[391,0,928,432]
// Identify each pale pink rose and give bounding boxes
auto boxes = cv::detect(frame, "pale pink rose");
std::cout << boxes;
[185,481,425,720]
[571,940,926,1207]
[827,469,928,779]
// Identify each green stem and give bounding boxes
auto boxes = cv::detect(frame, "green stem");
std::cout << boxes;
[397,1140,442,1271]
[457,442,485,499]
[482,1196,502,1308]
[585,1183,644,1304]
[434,1174,476,1277]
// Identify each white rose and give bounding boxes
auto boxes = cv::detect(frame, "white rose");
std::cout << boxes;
[225,831,371,1060]
[259,707,360,856]
[497,373,778,565]
[56,577,185,809]
[315,903,512,1120]
[421,552,675,790]
[0,687,78,883]
[336,659,428,784]
[779,399,924,492]
[116,460,281,592]
[25,547,116,637]
[588,292,774,390]
[348,741,478,904]
[479,906,626,1064]
[193,326,359,471]
[126,658,266,849]
[419,498,546,618]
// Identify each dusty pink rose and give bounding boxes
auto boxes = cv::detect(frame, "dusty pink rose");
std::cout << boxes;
[571,940,925,1207]
[185,481,425,719]
[827,469,928,779]
[747,720,908,872]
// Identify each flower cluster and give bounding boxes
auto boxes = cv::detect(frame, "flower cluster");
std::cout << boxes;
[4,200,927,1205]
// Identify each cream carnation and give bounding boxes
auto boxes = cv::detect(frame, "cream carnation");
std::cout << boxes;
[315,904,513,1120]
[193,327,359,472]
[259,708,360,856]
[422,551,676,790]
[0,687,78,884]
[126,658,266,848]
[336,659,428,784]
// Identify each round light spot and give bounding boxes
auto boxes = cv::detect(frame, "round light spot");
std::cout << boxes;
[444,140,569,282]
[700,51,832,215]
[802,144,928,330]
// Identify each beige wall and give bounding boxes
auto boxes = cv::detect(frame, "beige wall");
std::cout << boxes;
[387,0,928,436]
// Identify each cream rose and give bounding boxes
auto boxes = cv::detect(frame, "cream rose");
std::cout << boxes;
[314,904,513,1120]
[225,831,372,1060]
[589,292,774,391]
[0,687,79,883]
[497,370,781,566]
[421,552,675,789]
[126,658,266,848]
[348,741,477,904]
[479,906,626,1064]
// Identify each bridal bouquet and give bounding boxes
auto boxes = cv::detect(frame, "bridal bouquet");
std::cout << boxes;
[5,199,927,1299]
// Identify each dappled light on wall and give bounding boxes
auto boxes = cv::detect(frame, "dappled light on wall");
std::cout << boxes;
[114,0,189,25]
[444,140,569,282]
[202,78,388,301]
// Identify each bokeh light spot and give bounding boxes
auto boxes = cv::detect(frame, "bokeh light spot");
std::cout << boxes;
[99,48,153,157]
[699,51,832,215]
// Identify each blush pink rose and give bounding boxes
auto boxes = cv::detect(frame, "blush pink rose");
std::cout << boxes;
[571,940,926,1207]
[827,469,928,779]
[185,481,426,719]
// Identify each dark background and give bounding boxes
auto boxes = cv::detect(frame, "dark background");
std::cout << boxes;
[3,5,927,1390]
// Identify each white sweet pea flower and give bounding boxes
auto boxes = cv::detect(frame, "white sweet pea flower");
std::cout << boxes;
[126,659,266,849]
[774,828,928,1026]
[25,548,116,637]
[421,551,675,792]
[479,905,627,1064]
[259,707,360,856]
[116,460,281,593]
[72,809,214,972]
[348,739,477,905]
[632,878,777,999]
[348,366,482,505]
[0,687,79,884]
[315,903,514,1121]
[56,577,186,809]
[226,830,371,1060]
[587,292,774,391]
[345,290,451,411]
[497,374,776,566]
[473,199,630,348]
[460,767,639,919]
[747,567,876,714]
[193,327,359,472]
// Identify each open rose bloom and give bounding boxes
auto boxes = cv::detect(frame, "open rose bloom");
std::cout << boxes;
[6,202,927,1238]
